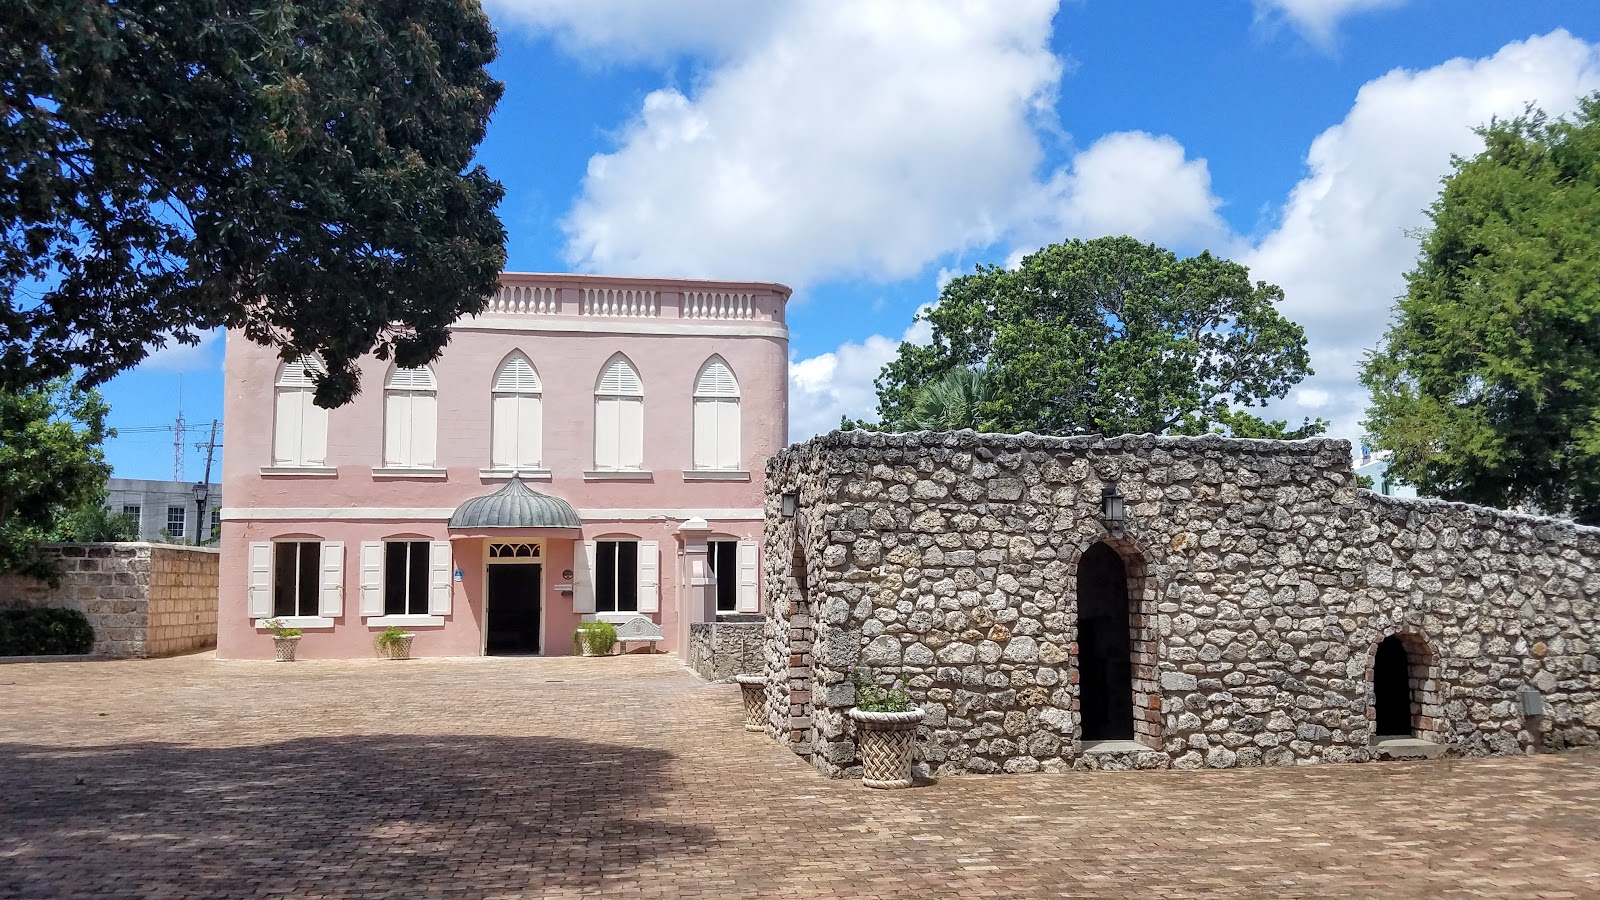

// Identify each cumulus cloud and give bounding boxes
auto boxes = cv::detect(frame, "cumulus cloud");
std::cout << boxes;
[481,0,780,58]
[140,329,221,373]
[789,312,932,439]
[561,0,1064,285]
[1252,0,1408,48]
[1246,30,1600,444]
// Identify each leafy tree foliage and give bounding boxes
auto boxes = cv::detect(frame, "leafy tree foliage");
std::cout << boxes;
[901,366,993,431]
[2,0,507,405]
[49,502,137,542]
[871,237,1318,437]
[1362,96,1600,522]
[0,379,112,581]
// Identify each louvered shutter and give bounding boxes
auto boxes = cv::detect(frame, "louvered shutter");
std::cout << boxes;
[517,395,541,467]
[359,542,384,616]
[411,393,437,466]
[247,542,273,618]
[594,397,620,469]
[494,354,540,392]
[597,357,642,394]
[319,541,344,617]
[693,400,716,469]
[736,541,759,612]
[429,541,452,615]
[694,359,738,396]
[717,400,741,469]
[274,390,303,466]
[302,399,328,466]
[385,391,411,466]
[620,398,644,469]
[573,541,597,614]
[637,541,660,613]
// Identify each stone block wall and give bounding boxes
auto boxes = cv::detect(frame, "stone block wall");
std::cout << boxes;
[688,617,767,681]
[761,431,1600,778]
[0,543,219,658]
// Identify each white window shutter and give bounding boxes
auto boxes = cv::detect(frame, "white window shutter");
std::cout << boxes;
[273,390,302,466]
[719,399,741,469]
[491,394,515,468]
[359,541,384,616]
[247,542,273,618]
[319,541,344,617]
[519,395,541,467]
[736,541,759,612]
[303,397,329,466]
[621,397,644,469]
[429,541,452,615]
[573,540,597,613]
[693,399,715,469]
[385,392,410,467]
[594,398,619,469]
[637,541,660,613]
[412,393,437,467]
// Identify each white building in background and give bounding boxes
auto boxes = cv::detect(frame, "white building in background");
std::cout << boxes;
[105,478,223,543]
[1355,446,1419,499]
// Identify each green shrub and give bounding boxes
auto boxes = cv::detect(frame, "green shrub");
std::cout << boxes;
[849,667,915,712]
[573,620,617,656]
[0,607,94,656]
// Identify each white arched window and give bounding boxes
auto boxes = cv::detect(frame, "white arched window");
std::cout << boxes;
[594,355,644,471]
[491,352,542,470]
[273,357,329,467]
[384,365,437,468]
[693,357,741,470]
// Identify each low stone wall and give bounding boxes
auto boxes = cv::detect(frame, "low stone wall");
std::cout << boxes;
[689,617,767,681]
[0,543,219,658]
[761,431,1600,779]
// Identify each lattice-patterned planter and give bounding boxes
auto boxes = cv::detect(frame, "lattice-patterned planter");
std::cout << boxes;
[379,634,415,660]
[733,674,766,732]
[848,708,924,789]
[272,636,300,663]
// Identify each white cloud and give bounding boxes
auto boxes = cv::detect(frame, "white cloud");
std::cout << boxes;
[1246,30,1600,445]
[482,0,780,59]
[140,330,221,373]
[561,0,1064,286]
[789,310,932,439]
[1252,0,1408,48]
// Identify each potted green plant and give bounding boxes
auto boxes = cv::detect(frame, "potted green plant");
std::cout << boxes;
[263,618,302,662]
[847,668,924,789]
[375,626,415,660]
[573,621,617,657]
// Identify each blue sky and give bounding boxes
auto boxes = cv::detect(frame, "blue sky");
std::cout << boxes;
[103,0,1600,479]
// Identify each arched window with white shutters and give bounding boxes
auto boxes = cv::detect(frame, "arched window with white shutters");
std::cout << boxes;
[594,354,644,471]
[692,357,741,470]
[384,365,438,468]
[273,357,329,467]
[491,352,542,470]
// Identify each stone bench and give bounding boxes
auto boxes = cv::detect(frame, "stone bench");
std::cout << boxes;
[613,615,664,654]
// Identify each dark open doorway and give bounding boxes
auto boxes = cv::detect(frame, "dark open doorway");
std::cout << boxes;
[487,564,541,655]
[1374,634,1412,737]
[1077,542,1134,741]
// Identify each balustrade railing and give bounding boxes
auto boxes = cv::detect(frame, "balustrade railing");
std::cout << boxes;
[682,291,755,320]
[581,288,658,318]
[486,284,558,315]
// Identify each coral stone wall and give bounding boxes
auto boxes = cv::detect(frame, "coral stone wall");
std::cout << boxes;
[762,431,1600,778]
[0,544,219,658]
[688,617,766,680]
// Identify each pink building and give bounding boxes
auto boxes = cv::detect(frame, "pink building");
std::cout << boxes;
[217,273,790,659]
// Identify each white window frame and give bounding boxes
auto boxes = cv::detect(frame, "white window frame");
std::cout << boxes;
[692,357,741,471]
[272,357,330,469]
[490,352,544,472]
[166,505,186,539]
[593,355,645,472]
[382,540,432,616]
[383,365,438,470]
[254,539,337,628]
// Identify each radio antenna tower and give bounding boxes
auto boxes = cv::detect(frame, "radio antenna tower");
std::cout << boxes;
[173,376,187,481]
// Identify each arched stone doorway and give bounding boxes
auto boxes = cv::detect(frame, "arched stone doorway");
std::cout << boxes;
[1077,542,1135,741]
[1373,635,1412,737]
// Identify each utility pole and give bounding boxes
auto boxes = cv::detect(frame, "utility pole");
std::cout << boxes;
[193,420,221,545]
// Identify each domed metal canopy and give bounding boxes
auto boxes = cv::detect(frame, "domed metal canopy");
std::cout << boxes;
[448,478,582,531]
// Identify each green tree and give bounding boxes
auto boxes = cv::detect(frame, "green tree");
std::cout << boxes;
[1362,95,1600,522]
[0,380,113,581]
[49,502,138,542]
[901,366,994,431]
[2,0,507,405]
[872,236,1318,437]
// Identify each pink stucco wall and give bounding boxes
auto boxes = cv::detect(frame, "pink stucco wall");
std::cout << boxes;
[218,273,788,659]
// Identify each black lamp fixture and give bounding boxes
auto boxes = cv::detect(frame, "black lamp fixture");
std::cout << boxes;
[780,492,798,518]
[1101,481,1125,538]
[191,481,210,546]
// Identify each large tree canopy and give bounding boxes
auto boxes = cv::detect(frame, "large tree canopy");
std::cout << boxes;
[1362,95,1600,522]
[870,236,1319,437]
[2,0,507,405]
[0,379,111,581]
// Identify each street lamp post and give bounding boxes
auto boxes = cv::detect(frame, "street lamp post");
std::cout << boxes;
[192,481,209,546]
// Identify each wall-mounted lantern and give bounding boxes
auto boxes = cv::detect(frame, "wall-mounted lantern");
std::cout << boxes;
[780,492,798,518]
[1101,481,1125,538]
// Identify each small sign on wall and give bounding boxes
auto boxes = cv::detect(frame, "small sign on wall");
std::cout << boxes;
[453,567,465,583]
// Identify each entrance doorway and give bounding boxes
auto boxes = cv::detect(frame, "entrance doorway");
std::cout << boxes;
[1374,634,1412,737]
[487,564,542,655]
[1077,542,1133,741]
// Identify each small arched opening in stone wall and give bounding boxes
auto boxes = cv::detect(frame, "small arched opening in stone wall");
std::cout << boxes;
[1367,630,1444,744]
[1073,538,1161,748]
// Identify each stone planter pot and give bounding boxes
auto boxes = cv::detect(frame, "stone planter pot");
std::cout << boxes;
[273,636,300,662]
[733,673,766,732]
[379,634,415,660]
[849,708,925,789]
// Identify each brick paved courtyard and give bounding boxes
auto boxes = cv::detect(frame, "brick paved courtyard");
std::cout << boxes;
[2,654,1598,898]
